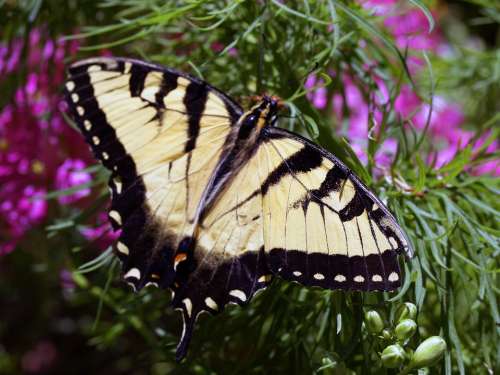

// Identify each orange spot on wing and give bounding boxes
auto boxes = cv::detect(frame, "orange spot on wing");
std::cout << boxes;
[174,253,187,269]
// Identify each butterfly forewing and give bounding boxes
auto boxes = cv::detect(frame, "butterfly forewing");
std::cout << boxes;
[65,57,242,290]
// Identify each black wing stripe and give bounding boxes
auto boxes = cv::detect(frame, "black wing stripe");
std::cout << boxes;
[129,63,148,96]
[155,72,178,108]
[183,82,208,152]
[261,143,323,195]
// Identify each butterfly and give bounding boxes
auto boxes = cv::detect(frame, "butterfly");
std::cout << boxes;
[64,57,413,361]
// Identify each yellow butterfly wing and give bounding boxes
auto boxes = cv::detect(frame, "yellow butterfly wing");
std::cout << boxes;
[65,57,242,289]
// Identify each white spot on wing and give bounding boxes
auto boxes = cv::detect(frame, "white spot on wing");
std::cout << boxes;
[372,274,383,282]
[124,267,140,280]
[354,275,365,282]
[258,275,272,283]
[87,64,102,72]
[293,271,302,277]
[388,272,399,282]
[229,289,247,302]
[84,120,92,131]
[126,281,137,292]
[334,274,346,282]
[313,273,325,280]
[204,297,218,310]
[77,106,84,116]
[92,136,100,145]
[71,93,79,103]
[102,152,109,160]
[116,241,129,255]
[183,298,193,317]
[146,281,159,288]
[65,81,75,91]
[114,179,122,194]
[109,210,122,225]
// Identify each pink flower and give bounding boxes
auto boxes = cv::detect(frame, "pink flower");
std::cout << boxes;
[350,142,369,165]
[210,41,237,56]
[313,86,328,109]
[431,147,457,169]
[360,0,398,17]
[60,269,76,292]
[80,212,121,250]
[470,135,500,176]
[21,341,57,373]
[55,159,92,204]
[474,160,499,176]
[305,75,329,110]
[375,138,398,168]
[384,8,442,51]
[0,28,89,255]
[414,96,465,137]
[395,85,420,118]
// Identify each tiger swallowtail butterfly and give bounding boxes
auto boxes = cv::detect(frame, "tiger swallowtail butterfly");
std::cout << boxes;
[64,57,413,361]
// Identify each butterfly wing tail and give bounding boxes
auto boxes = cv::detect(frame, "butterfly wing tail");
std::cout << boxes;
[175,306,196,362]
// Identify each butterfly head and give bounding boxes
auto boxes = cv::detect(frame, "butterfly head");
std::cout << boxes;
[247,95,283,126]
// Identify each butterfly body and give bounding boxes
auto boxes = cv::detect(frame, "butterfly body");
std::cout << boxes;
[64,57,412,361]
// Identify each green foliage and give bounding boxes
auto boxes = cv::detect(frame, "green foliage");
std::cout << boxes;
[1,0,499,374]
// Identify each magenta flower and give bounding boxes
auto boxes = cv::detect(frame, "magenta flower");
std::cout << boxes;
[0,28,91,255]
[302,3,500,178]
[375,138,398,168]
[60,268,76,292]
[394,85,420,118]
[55,159,92,204]
[80,212,121,250]
[470,135,500,176]
[21,340,58,373]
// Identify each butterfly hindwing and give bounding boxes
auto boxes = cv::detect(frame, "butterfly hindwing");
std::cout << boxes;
[261,127,411,291]
[65,57,243,289]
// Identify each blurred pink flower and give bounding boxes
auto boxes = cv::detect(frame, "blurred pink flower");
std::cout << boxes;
[350,142,369,165]
[210,41,237,57]
[21,340,57,373]
[60,269,76,292]
[474,160,499,176]
[313,86,328,109]
[55,159,92,204]
[414,97,465,131]
[0,28,90,255]
[303,2,500,179]
[360,0,398,17]
[394,85,420,118]
[470,135,500,176]
[80,212,121,250]
[375,138,398,168]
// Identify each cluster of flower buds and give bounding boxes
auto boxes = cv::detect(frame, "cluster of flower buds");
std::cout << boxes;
[364,302,446,372]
